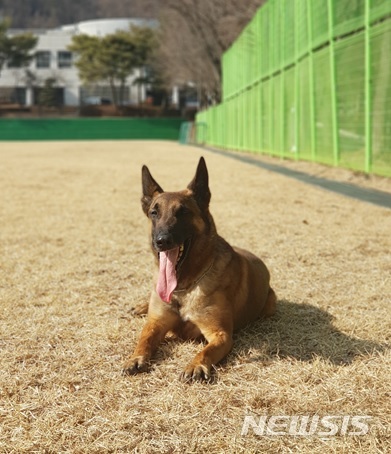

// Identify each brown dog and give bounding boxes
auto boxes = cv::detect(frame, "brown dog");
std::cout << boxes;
[123,157,276,382]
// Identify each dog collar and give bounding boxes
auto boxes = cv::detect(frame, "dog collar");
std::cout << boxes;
[174,260,214,294]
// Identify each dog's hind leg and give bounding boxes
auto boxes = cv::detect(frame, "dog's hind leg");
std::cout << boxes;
[262,287,277,318]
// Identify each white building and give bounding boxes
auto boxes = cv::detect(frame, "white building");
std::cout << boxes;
[0,18,158,107]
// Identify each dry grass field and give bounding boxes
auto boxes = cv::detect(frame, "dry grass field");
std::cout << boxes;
[0,140,390,453]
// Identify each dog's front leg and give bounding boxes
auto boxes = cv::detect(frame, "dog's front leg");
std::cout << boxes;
[180,322,233,383]
[122,309,179,375]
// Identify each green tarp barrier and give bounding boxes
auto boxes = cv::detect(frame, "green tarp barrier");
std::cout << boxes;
[0,118,183,141]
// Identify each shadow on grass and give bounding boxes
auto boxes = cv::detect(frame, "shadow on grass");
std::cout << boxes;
[232,299,388,366]
[132,299,387,382]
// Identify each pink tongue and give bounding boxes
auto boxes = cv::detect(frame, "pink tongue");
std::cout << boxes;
[156,248,179,302]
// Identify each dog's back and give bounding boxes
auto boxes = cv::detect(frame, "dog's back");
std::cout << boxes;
[231,246,276,328]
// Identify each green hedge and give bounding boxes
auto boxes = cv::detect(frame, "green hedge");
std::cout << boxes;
[0,118,183,141]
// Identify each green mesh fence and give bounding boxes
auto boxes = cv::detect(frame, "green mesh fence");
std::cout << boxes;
[195,0,391,177]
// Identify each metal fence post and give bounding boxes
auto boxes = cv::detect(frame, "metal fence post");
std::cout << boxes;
[307,0,317,162]
[269,2,274,155]
[365,0,372,173]
[280,0,286,158]
[257,11,263,153]
[327,0,340,166]
[294,0,300,160]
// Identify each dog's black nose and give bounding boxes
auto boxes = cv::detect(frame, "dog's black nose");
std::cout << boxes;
[155,233,174,251]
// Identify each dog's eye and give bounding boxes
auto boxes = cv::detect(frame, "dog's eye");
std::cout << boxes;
[150,208,158,218]
[177,206,189,217]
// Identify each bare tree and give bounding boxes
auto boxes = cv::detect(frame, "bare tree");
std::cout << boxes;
[96,0,160,19]
[157,0,266,105]
[0,0,159,28]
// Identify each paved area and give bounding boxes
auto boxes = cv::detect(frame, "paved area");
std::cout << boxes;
[206,147,391,209]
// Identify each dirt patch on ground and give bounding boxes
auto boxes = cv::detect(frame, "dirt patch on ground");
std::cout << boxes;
[1,140,390,452]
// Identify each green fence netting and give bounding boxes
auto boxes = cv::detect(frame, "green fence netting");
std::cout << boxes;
[195,0,391,177]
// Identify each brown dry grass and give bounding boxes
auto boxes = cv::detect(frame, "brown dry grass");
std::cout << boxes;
[0,140,390,453]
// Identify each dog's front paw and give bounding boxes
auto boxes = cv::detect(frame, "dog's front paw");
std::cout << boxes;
[130,301,149,317]
[180,363,213,383]
[122,356,149,376]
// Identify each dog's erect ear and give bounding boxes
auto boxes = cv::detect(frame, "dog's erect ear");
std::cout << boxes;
[141,165,164,215]
[187,157,211,210]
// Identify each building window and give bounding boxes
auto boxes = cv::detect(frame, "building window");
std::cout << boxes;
[7,60,22,69]
[36,51,51,69]
[57,51,72,68]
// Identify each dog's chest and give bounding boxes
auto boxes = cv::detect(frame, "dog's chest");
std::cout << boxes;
[173,287,203,322]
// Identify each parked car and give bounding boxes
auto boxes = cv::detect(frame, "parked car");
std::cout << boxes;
[83,96,112,105]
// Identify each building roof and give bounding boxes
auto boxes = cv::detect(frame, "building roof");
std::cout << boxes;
[62,18,158,36]
[9,18,158,37]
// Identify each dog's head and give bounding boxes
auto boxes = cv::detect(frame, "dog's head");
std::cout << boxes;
[140,157,214,302]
